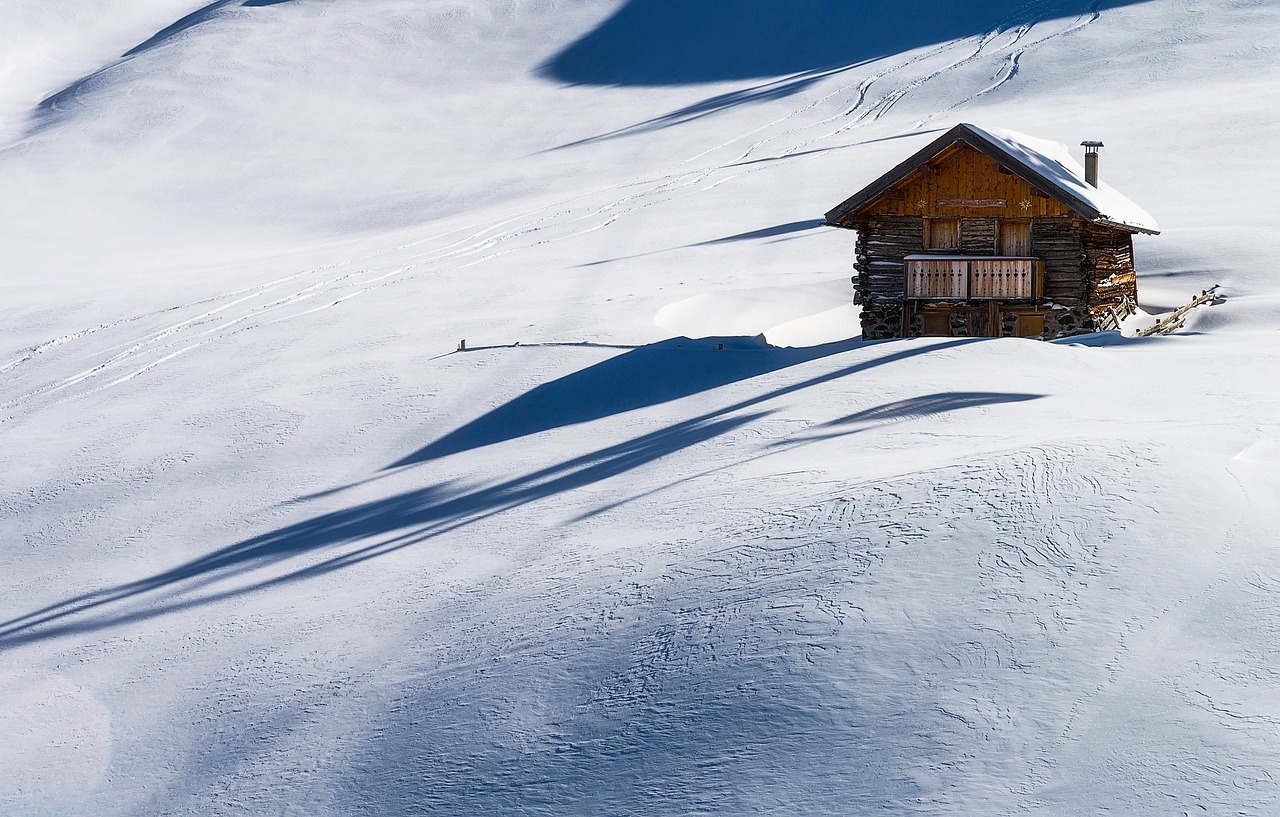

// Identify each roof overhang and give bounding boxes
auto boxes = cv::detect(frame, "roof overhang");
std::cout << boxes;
[824,123,1160,235]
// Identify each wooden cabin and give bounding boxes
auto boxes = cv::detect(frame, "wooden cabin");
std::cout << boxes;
[824,123,1159,340]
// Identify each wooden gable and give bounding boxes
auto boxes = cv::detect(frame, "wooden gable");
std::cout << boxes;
[825,124,1158,234]
[857,142,1074,221]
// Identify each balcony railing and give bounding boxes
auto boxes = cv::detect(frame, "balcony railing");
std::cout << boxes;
[904,255,1043,300]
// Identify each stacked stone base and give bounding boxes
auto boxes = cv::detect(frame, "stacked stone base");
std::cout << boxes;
[860,299,904,340]
[861,300,1108,341]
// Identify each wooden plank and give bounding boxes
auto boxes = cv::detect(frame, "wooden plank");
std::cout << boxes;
[871,143,1074,219]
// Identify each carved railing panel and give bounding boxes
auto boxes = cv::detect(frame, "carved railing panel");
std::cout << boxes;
[905,256,1041,299]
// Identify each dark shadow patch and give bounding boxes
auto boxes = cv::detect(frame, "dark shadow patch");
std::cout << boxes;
[389,336,856,467]
[396,337,988,468]
[1049,331,1186,347]
[0,411,765,650]
[577,218,825,267]
[34,71,113,118]
[692,220,825,246]
[779,391,1043,445]
[540,0,1153,87]
[122,0,236,58]
[545,67,848,150]
[724,128,947,167]
[823,391,1042,425]
[0,338,989,649]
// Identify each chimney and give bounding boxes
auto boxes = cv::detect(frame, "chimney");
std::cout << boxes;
[1081,140,1103,187]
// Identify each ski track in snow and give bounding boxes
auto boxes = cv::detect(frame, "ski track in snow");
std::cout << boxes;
[0,0,1103,426]
[15,432,1274,813]
[303,441,1276,813]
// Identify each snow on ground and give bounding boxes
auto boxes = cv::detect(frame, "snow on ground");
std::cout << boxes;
[3,0,1280,814]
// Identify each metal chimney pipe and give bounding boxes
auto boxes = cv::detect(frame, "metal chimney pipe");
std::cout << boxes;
[1081,140,1103,187]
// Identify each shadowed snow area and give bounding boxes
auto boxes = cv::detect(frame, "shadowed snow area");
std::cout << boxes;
[542,0,1155,85]
[391,337,855,465]
[4,0,1280,813]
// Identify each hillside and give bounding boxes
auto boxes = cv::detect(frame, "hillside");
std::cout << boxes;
[3,0,1280,813]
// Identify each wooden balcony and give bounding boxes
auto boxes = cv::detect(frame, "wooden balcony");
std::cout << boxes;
[905,255,1043,300]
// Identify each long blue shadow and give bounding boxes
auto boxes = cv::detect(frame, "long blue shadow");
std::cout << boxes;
[122,0,294,57]
[578,217,828,267]
[390,336,858,468]
[0,410,765,650]
[776,391,1043,445]
[0,338,993,649]
[693,220,826,245]
[540,0,1152,86]
[545,67,848,150]
[122,0,237,58]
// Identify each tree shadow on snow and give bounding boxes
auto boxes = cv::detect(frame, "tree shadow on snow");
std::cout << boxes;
[0,337,1038,650]
[0,410,762,649]
[389,335,856,468]
[540,0,1153,87]
[578,217,831,267]
[691,219,827,245]
[545,67,853,149]
[779,391,1043,445]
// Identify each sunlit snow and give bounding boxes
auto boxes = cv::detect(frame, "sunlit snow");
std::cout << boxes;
[3,0,1280,814]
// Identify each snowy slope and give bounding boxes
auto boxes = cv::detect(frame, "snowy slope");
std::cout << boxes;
[3,0,1280,814]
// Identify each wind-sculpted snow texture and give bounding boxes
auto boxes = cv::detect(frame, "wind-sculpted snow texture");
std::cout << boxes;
[3,0,1280,814]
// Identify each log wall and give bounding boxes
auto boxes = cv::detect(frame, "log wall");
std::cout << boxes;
[959,218,998,255]
[1031,218,1087,306]
[854,215,923,339]
[1083,223,1138,324]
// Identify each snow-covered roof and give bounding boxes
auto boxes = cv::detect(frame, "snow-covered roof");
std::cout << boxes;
[825,123,1160,235]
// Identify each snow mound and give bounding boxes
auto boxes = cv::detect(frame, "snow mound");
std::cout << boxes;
[654,279,854,343]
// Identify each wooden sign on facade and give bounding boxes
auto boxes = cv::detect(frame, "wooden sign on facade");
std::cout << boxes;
[938,198,1007,208]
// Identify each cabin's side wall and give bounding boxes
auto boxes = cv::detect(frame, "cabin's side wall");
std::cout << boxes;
[1083,224,1138,325]
[1031,217,1093,338]
[855,215,922,339]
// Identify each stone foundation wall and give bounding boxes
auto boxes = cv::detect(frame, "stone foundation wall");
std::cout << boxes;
[1042,305,1094,338]
[903,302,1095,339]
[860,299,904,339]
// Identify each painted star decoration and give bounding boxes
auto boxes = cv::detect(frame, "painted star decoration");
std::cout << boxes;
[1019,197,1033,213]
[916,199,928,211]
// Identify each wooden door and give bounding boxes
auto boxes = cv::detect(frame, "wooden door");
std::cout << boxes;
[922,312,951,336]
[1016,313,1045,338]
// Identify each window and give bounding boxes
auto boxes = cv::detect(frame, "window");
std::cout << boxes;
[926,219,960,250]
[999,220,1032,256]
